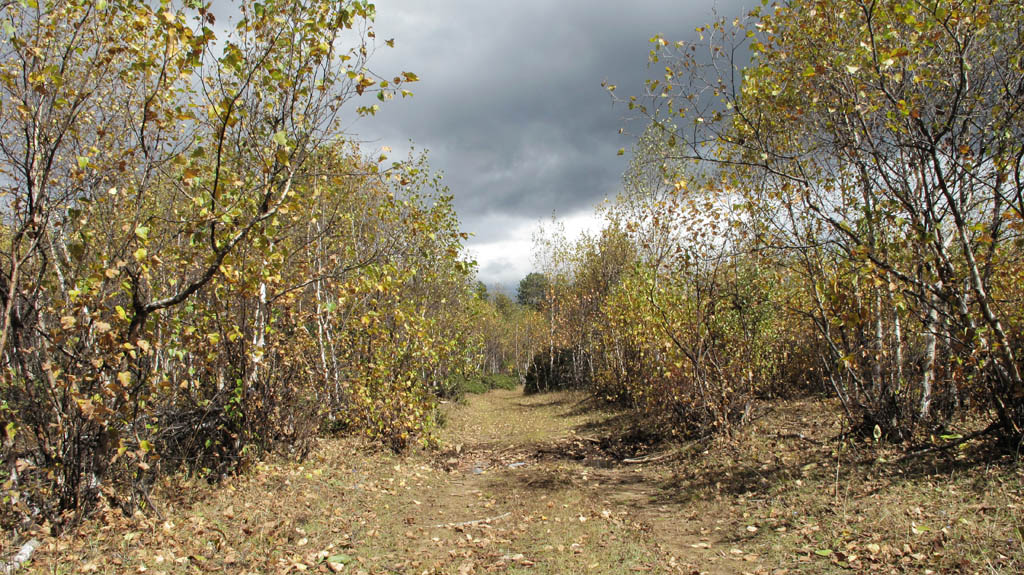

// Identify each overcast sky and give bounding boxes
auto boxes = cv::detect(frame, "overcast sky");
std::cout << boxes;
[352,1,749,290]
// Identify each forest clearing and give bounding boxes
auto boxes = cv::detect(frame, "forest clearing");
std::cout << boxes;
[3,0,1024,572]
[17,386,1023,574]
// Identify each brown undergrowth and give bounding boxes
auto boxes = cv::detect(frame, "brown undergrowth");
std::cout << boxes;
[11,388,1024,574]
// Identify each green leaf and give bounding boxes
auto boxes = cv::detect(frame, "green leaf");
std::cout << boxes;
[221,44,243,71]
[815,549,833,557]
[272,131,288,147]
[77,156,90,169]
[134,226,150,241]
[275,147,290,166]
[139,440,152,452]
[326,555,352,565]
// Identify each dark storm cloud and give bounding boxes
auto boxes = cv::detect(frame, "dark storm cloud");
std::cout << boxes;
[352,0,751,281]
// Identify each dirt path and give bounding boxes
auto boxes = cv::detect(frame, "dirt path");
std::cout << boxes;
[28,387,1023,574]
[30,387,751,574]
[413,388,753,575]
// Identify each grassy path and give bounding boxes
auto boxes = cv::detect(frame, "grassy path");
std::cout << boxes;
[25,387,1024,574]
[431,388,753,574]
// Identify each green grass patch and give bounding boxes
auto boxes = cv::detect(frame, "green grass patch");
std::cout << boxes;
[459,373,519,395]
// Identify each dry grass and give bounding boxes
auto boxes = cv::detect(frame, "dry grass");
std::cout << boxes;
[16,389,1024,574]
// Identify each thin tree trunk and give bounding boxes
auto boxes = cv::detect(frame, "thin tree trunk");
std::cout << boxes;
[873,289,885,398]
[919,299,938,422]
[888,277,904,394]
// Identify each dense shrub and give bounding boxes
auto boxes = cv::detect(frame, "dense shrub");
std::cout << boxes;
[541,0,1024,446]
[0,0,480,530]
